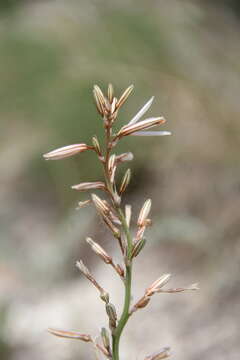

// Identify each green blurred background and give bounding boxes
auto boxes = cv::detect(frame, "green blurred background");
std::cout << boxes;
[0,1,239,359]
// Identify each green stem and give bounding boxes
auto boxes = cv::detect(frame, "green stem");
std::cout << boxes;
[103,122,133,360]
[112,209,133,360]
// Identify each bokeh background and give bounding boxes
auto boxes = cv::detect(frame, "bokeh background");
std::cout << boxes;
[1,1,240,359]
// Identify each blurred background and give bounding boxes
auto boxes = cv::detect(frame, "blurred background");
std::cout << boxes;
[0,1,240,359]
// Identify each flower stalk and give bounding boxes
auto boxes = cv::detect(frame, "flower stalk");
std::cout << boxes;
[43,84,197,360]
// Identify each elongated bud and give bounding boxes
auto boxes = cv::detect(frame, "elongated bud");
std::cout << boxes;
[125,204,132,227]
[111,97,117,115]
[115,152,134,163]
[146,274,171,296]
[72,182,106,191]
[144,347,171,360]
[131,238,146,258]
[138,199,152,227]
[106,303,117,329]
[108,154,116,172]
[43,143,91,160]
[48,328,92,342]
[102,213,121,238]
[115,264,124,277]
[101,327,110,350]
[93,89,104,115]
[92,136,101,155]
[110,166,117,184]
[108,84,114,104]
[86,237,112,264]
[116,85,134,109]
[119,169,131,194]
[92,194,110,214]
[93,85,107,111]
[96,343,111,358]
[117,117,165,138]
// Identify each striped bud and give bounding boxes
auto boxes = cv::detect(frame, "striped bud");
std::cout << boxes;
[93,85,106,112]
[137,199,152,227]
[108,154,116,172]
[86,237,112,264]
[102,213,121,238]
[106,303,117,329]
[96,343,110,357]
[72,182,106,191]
[101,327,110,350]
[92,194,110,214]
[116,85,134,109]
[117,117,165,138]
[146,274,171,296]
[92,136,101,155]
[108,83,114,104]
[43,143,91,160]
[131,238,146,258]
[144,347,171,360]
[93,89,104,115]
[48,328,92,342]
[119,169,131,194]
[115,264,124,277]
[111,97,117,115]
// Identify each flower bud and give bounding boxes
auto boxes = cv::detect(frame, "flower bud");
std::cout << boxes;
[137,199,152,227]
[131,238,146,258]
[101,327,110,350]
[119,169,131,194]
[86,237,112,264]
[116,85,134,109]
[43,143,91,160]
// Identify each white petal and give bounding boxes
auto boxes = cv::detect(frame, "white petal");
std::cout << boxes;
[131,131,172,136]
[127,97,154,126]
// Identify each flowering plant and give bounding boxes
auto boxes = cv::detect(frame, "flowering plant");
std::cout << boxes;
[44,84,198,360]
